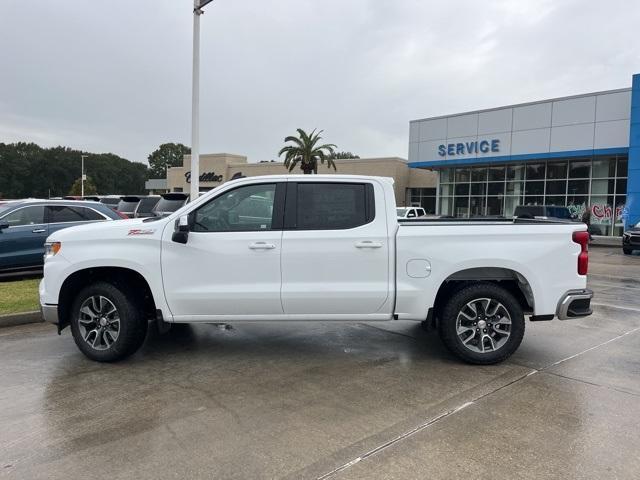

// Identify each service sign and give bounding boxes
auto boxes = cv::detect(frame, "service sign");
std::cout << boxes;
[438,139,500,157]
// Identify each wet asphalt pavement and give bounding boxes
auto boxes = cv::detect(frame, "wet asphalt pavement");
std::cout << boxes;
[1,246,639,479]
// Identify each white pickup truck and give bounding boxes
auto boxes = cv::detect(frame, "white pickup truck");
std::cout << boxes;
[40,175,593,364]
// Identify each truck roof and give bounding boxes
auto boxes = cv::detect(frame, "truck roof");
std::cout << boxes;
[225,174,395,185]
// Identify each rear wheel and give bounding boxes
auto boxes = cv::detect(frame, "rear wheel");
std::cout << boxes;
[70,282,147,362]
[438,282,525,364]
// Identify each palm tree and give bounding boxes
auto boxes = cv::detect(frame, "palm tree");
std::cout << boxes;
[278,128,337,174]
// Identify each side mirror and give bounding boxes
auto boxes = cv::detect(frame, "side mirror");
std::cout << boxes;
[0,221,8,231]
[172,215,190,244]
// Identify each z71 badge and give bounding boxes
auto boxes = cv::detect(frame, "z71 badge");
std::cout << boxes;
[127,229,155,236]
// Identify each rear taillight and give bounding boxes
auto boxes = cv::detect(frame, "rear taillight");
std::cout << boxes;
[572,230,589,275]
[115,210,129,219]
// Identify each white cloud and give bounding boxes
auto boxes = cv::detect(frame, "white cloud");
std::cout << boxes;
[0,0,638,164]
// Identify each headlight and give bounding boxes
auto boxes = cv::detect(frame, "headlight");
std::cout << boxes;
[44,242,61,259]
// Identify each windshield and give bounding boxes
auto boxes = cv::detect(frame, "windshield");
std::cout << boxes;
[396,208,407,217]
[154,198,185,213]
[117,200,140,212]
[546,207,571,219]
[0,203,18,217]
[137,197,160,213]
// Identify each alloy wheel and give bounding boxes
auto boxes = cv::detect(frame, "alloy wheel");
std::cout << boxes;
[455,297,511,353]
[77,295,121,350]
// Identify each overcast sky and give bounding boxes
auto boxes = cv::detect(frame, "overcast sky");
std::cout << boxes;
[1,0,639,165]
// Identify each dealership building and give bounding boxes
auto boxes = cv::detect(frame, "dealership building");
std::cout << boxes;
[408,73,640,236]
[146,154,438,210]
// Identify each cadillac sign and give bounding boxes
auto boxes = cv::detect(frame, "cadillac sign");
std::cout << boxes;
[185,171,224,183]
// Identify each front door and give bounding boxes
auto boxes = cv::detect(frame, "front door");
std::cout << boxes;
[162,182,285,320]
[280,181,391,315]
[0,205,48,270]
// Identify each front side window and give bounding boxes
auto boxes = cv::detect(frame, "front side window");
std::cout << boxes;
[2,206,45,226]
[295,183,371,230]
[192,183,276,232]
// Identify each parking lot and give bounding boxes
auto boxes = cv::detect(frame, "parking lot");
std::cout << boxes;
[1,245,639,479]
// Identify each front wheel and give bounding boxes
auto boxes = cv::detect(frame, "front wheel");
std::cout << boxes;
[623,247,633,255]
[70,282,148,362]
[438,282,525,365]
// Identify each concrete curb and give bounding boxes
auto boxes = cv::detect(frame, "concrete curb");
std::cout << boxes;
[0,311,44,328]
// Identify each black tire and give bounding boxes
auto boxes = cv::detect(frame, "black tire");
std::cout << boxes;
[438,282,525,365]
[70,281,147,362]
[623,247,633,255]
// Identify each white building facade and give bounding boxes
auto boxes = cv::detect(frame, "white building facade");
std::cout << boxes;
[409,74,640,237]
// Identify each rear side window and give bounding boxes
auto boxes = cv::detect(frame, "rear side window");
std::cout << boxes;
[48,205,107,222]
[74,207,105,221]
[48,206,84,223]
[290,183,374,230]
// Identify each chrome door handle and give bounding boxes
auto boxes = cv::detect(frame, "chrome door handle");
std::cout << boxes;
[32,229,46,233]
[249,242,276,250]
[355,240,383,248]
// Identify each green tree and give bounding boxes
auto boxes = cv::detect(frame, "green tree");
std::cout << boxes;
[0,143,148,198]
[278,129,337,174]
[68,176,98,196]
[147,143,191,178]
[328,151,359,159]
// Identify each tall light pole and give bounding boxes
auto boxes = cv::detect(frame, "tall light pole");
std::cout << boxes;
[81,155,88,196]
[191,0,214,201]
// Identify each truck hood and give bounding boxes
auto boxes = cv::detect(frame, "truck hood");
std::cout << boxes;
[47,218,169,242]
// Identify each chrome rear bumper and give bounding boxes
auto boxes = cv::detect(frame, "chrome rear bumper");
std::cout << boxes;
[556,289,593,320]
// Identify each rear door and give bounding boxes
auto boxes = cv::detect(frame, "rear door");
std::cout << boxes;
[280,180,391,315]
[0,205,47,270]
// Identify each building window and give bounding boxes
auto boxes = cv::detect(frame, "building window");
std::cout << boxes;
[435,154,628,236]
[408,188,436,214]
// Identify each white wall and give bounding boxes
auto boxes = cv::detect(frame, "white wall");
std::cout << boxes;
[408,89,631,163]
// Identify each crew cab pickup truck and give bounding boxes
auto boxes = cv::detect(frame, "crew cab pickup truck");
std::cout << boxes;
[39,175,593,364]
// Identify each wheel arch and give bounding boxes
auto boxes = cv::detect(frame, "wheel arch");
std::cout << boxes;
[432,267,534,321]
[58,266,157,332]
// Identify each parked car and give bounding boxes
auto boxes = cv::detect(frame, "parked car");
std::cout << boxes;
[40,175,592,364]
[134,196,160,218]
[99,196,121,210]
[115,196,141,217]
[152,192,189,217]
[622,222,640,255]
[62,195,101,202]
[513,205,576,221]
[397,207,426,219]
[0,200,121,273]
